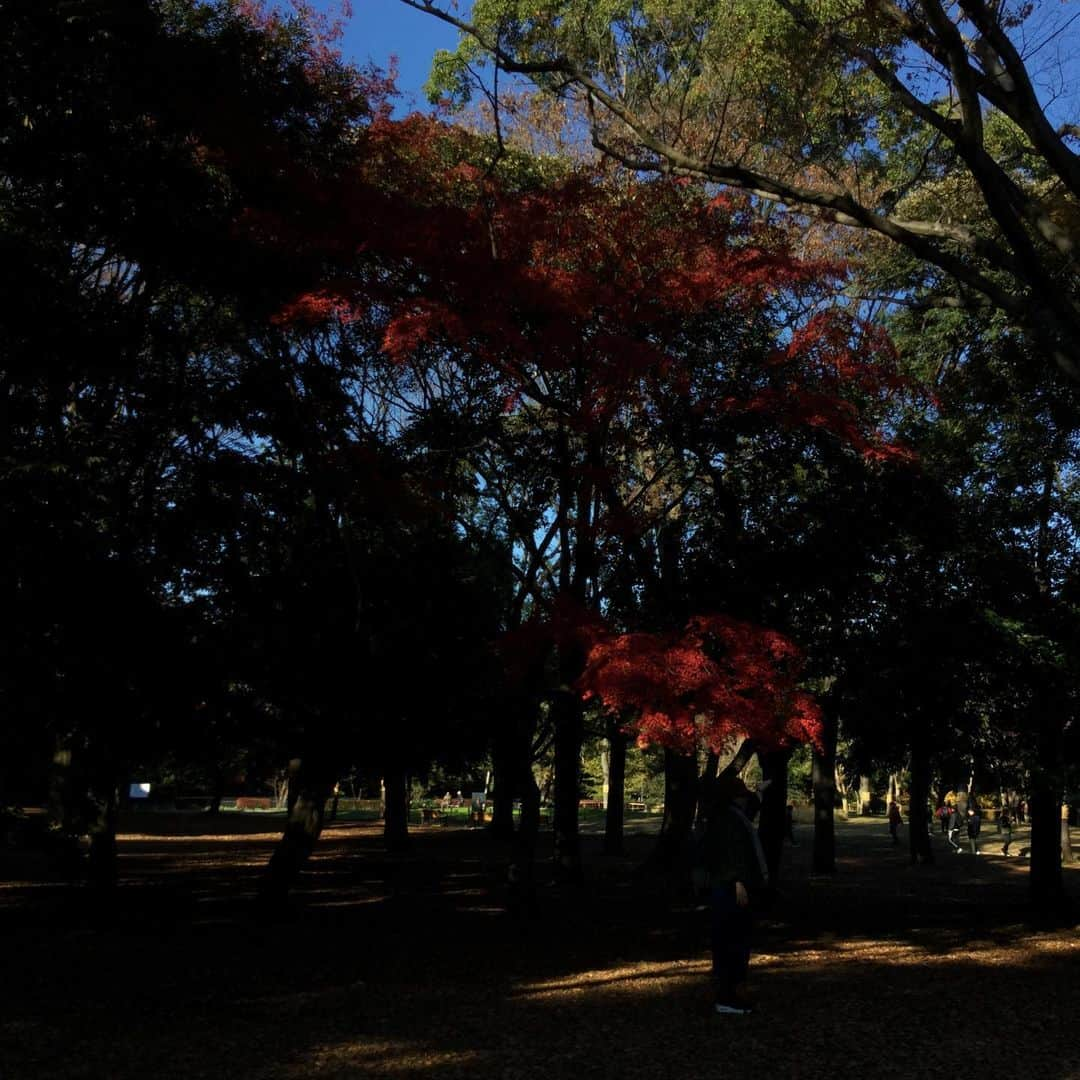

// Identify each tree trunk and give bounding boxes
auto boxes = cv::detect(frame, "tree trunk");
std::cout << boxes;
[490,735,517,840]
[552,684,584,884]
[48,742,77,833]
[87,781,118,890]
[1029,709,1065,911]
[859,775,872,815]
[47,743,89,879]
[812,703,838,874]
[602,715,627,856]
[697,751,720,826]
[1062,804,1074,865]
[383,765,410,853]
[757,747,791,882]
[908,723,934,865]
[507,765,542,917]
[648,749,699,872]
[207,771,225,816]
[261,757,335,907]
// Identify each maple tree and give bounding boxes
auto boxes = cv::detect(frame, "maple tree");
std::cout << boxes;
[274,119,913,880]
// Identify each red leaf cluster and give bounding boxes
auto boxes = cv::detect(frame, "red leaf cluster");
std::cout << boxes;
[577,615,822,755]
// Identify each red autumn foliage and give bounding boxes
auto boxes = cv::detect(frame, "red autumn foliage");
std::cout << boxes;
[266,112,911,469]
[577,615,823,756]
[257,106,914,750]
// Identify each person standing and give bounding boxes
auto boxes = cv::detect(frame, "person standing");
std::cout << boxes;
[999,804,1013,856]
[700,774,770,1016]
[967,802,982,855]
[888,801,903,845]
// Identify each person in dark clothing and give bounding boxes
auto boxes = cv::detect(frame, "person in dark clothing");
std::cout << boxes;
[700,773,769,1016]
[999,804,1013,856]
[967,803,982,855]
[888,801,902,845]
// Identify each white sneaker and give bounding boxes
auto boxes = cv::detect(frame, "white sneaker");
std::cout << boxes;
[715,1002,753,1015]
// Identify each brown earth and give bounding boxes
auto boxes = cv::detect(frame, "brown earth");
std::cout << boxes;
[1,814,1077,1080]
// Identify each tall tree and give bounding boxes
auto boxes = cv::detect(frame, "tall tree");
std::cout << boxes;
[415,0,1080,378]
[2,0,379,882]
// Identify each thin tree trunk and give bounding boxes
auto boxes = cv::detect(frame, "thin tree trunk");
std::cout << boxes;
[908,723,934,865]
[490,735,516,840]
[812,705,838,874]
[552,685,585,884]
[507,764,542,918]
[757,748,791,882]
[47,742,87,878]
[87,780,118,890]
[696,752,720,826]
[647,748,699,872]
[207,771,225,816]
[1029,707,1065,911]
[261,757,334,906]
[383,765,410,853]
[602,715,627,856]
[1062,804,1074,865]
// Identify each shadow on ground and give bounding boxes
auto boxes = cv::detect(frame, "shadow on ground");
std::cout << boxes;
[1,817,1076,1080]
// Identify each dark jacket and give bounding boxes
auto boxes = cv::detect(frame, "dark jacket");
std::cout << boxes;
[701,804,769,888]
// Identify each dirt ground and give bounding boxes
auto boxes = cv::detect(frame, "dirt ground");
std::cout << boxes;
[1,814,1078,1080]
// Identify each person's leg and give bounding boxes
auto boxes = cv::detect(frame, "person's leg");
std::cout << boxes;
[711,883,737,1005]
[711,883,752,1008]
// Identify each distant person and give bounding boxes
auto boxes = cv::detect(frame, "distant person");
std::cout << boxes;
[888,801,903,845]
[441,791,452,810]
[785,803,798,846]
[1016,799,1026,825]
[936,804,948,833]
[999,804,1013,856]
[967,803,982,855]
[700,774,769,1016]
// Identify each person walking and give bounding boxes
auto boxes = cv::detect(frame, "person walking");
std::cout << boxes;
[967,802,982,855]
[700,773,769,1016]
[888,800,903,845]
[999,804,1013,856]
[946,805,961,852]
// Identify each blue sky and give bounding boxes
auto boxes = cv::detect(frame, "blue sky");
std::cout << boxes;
[336,0,464,111]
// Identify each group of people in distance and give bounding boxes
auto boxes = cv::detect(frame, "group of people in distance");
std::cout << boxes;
[935,796,1024,856]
